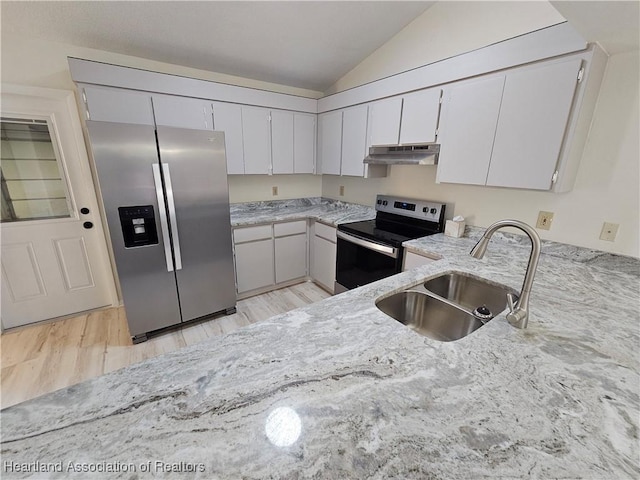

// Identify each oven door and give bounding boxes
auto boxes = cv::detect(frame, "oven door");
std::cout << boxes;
[335,231,402,291]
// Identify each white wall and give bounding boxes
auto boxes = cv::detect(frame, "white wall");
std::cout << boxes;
[0,33,322,98]
[228,175,322,204]
[326,1,565,94]
[322,51,639,257]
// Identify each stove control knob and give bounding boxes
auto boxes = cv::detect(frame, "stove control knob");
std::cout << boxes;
[430,208,437,214]
[382,200,388,206]
[377,200,382,205]
[422,207,427,213]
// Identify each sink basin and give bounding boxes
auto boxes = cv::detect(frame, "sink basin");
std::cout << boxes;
[375,271,517,342]
[376,291,484,342]
[423,272,517,320]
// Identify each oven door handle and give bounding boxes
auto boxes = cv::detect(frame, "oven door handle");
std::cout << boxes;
[337,230,399,258]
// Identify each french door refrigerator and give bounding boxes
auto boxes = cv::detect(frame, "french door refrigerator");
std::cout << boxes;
[86,121,236,343]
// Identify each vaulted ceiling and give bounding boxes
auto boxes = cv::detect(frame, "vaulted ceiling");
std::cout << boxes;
[2,1,638,94]
[1,1,434,92]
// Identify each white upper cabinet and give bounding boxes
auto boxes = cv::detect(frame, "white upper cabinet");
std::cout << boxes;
[293,113,316,174]
[212,102,245,175]
[368,97,402,146]
[152,95,212,131]
[271,110,294,174]
[316,105,386,179]
[436,76,505,185]
[399,88,441,144]
[364,89,441,148]
[82,86,154,125]
[486,58,582,190]
[341,105,369,177]
[241,106,271,174]
[214,106,316,176]
[318,111,343,175]
[437,57,583,190]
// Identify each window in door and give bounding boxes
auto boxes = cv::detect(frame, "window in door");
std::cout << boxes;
[1,117,72,222]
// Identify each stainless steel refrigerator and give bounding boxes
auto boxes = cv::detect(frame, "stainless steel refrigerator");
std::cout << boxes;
[86,121,236,343]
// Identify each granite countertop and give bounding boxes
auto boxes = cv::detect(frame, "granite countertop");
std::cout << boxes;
[229,197,376,227]
[1,228,639,478]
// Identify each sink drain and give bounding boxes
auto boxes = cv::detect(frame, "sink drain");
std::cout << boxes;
[473,305,493,321]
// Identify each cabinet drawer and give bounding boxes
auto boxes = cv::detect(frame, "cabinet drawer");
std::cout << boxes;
[274,220,307,237]
[314,222,336,243]
[233,225,272,243]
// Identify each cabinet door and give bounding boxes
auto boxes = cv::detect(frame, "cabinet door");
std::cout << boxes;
[275,234,307,283]
[234,239,274,293]
[312,235,336,293]
[242,106,271,174]
[403,251,436,271]
[341,105,369,177]
[318,111,343,175]
[271,110,294,174]
[212,102,245,175]
[399,88,441,144]
[368,97,402,146]
[486,59,582,190]
[436,76,505,185]
[152,95,212,130]
[294,113,316,174]
[82,86,154,125]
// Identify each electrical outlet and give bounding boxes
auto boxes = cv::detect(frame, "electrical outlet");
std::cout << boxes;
[339,185,345,196]
[272,186,278,196]
[536,211,554,230]
[600,222,619,242]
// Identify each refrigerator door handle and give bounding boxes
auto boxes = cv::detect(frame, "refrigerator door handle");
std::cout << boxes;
[162,163,183,271]
[152,163,174,272]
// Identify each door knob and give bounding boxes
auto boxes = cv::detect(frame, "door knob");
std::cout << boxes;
[83,221,93,229]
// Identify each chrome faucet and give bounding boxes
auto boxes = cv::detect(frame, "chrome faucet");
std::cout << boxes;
[469,220,541,329]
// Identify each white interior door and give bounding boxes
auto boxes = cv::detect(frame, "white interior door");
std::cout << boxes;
[1,87,116,329]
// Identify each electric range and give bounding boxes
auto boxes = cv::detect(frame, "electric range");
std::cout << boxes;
[335,195,446,292]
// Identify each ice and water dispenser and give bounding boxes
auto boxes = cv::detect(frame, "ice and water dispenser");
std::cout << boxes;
[118,205,159,248]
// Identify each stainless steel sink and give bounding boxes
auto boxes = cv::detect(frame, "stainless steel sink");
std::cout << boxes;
[423,272,517,320]
[376,291,484,342]
[375,271,517,342]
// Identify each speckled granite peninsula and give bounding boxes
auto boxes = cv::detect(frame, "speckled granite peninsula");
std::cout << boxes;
[2,215,639,479]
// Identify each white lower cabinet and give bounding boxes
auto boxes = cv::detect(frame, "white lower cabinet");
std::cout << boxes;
[311,222,336,293]
[233,225,275,294]
[234,239,275,294]
[275,235,307,283]
[274,220,307,283]
[233,220,308,296]
[402,251,438,271]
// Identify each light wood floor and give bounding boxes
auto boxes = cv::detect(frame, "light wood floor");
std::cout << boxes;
[0,282,330,409]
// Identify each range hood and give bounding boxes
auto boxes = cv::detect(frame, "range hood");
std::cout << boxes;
[363,144,440,166]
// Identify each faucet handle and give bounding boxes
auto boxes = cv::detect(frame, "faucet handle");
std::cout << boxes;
[506,293,517,313]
